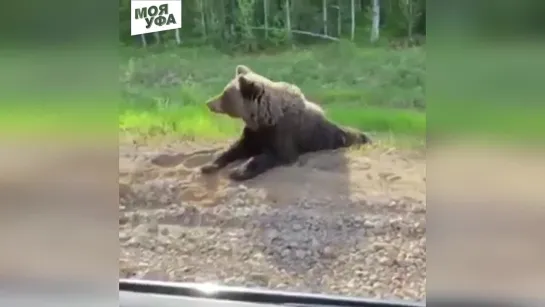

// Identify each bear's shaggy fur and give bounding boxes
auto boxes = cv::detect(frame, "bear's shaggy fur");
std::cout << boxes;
[202,64,372,181]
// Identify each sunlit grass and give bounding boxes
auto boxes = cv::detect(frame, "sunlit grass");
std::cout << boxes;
[119,103,425,145]
[120,43,426,147]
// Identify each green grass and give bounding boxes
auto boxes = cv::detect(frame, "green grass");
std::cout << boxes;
[120,42,426,146]
[120,104,425,140]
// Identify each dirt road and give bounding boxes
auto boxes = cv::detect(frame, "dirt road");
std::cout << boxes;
[119,140,426,300]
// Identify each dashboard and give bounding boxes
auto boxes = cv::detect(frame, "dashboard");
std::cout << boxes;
[119,279,425,307]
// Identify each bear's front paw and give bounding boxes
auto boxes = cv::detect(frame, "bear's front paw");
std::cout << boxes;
[228,167,253,181]
[200,163,221,174]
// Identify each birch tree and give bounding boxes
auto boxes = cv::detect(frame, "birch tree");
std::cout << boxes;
[323,0,328,35]
[199,0,207,39]
[399,0,422,41]
[174,29,181,45]
[285,0,292,39]
[264,0,269,38]
[350,0,355,40]
[332,0,341,37]
[370,0,380,43]
[141,34,147,47]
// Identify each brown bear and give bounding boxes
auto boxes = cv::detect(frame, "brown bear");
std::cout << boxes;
[201,64,372,181]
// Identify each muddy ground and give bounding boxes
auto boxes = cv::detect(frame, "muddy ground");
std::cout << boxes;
[119,140,426,300]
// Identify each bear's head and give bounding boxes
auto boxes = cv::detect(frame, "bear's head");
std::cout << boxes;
[205,65,268,129]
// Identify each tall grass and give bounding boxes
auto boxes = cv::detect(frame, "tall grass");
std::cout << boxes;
[120,42,426,144]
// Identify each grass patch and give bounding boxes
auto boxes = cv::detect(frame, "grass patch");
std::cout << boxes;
[121,43,425,110]
[120,43,426,146]
[120,104,425,142]
[120,105,240,140]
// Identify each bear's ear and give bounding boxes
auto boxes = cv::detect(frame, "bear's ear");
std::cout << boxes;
[238,75,260,99]
[236,65,252,76]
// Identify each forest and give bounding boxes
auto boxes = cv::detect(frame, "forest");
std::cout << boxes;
[119,0,426,50]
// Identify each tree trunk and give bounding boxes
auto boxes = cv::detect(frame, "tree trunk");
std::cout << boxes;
[350,0,355,40]
[370,0,380,43]
[264,0,269,39]
[141,34,147,47]
[323,0,328,35]
[337,0,341,37]
[407,0,414,40]
[285,0,291,39]
[174,28,181,45]
[200,0,207,38]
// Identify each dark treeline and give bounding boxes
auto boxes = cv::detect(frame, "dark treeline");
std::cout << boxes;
[119,0,426,51]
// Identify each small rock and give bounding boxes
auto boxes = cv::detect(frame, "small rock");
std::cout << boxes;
[252,252,264,260]
[220,245,232,253]
[249,273,270,286]
[292,223,303,231]
[295,249,306,259]
[134,223,157,235]
[281,249,290,257]
[321,246,335,258]
[287,241,298,248]
[363,220,378,228]
[225,276,245,285]
[298,200,310,209]
[232,198,245,207]
[396,258,411,267]
[183,243,196,252]
[126,234,153,248]
[157,235,172,245]
[176,206,186,215]
[159,195,169,204]
[355,267,368,277]
[266,229,280,242]
[119,232,131,242]
[119,216,129,225]
[160,227,170,236]
[378,256,393,266]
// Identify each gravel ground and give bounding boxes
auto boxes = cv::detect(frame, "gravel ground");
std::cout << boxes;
[119,140,426,301]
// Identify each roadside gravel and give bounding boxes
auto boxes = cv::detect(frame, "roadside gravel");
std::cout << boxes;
[119,141,426,300]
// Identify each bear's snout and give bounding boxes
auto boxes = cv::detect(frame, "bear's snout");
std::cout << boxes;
[206,98,222,113]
